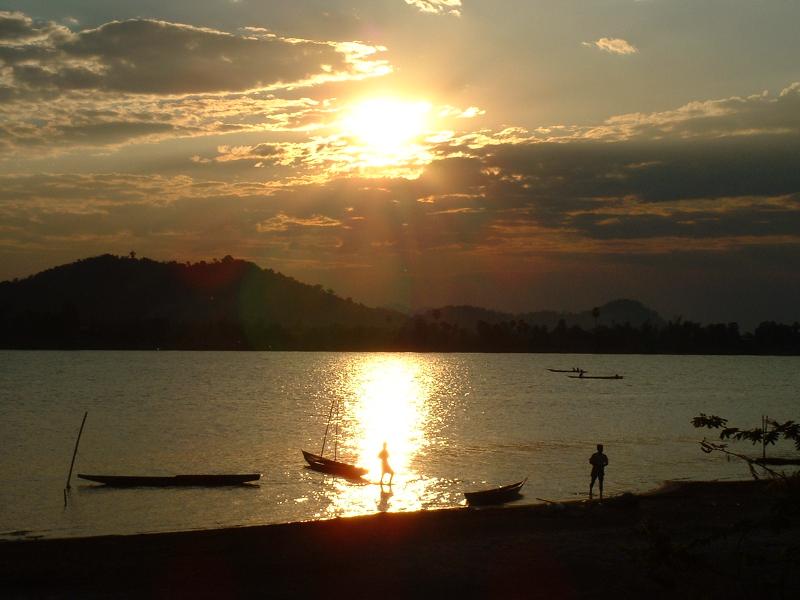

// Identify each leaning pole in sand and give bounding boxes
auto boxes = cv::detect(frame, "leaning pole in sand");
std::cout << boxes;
[65,411,89,493]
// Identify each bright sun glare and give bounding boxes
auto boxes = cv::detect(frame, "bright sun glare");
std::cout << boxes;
[341,98,431,153]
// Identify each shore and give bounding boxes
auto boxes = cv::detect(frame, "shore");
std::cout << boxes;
[2,479,798,599]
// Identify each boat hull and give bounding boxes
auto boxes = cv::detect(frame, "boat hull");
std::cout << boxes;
[567,375,623,379]
[77,473,261,487]
[301,450,368,479]
[464,479,527,506]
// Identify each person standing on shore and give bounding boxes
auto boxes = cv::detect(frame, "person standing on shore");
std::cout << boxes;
[379,441,394,485]
[589,444,609,499]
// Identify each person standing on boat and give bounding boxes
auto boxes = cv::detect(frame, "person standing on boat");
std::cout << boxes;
[589,444,609,499]
[379,442,394,485]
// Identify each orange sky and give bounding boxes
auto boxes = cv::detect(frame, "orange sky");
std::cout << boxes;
[1,1,799,326]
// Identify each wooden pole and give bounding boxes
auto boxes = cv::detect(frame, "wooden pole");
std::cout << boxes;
[320,399,336,456]
[65,411,88,490]
[334,400,339,461]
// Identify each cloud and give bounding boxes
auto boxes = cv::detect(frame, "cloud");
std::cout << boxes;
[404,1,462,17]
[583,83,800,141]
[0,11,391,154]
[0,10,70,44]
[583,37,638,55]
[2,81,800,322]
[0,13,389,96]
[257,213,342,232]
[198,83,800,210]
[0,90,332,155]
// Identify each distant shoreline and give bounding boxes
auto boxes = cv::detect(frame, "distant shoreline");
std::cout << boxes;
[3,255,799,356]
[3,347,800,356]
[2,479,797,598]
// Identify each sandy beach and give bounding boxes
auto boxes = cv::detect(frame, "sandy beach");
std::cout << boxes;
[2,479,798,599]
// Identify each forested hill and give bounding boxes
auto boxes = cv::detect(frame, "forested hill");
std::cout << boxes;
[1,255,798,353]
[417,298,665,331]
[0,254,404,349]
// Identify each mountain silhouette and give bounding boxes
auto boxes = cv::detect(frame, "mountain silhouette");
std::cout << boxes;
[2,255,796,353]
[0,254,402,349]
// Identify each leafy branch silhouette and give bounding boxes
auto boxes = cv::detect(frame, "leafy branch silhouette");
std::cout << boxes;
[692,413,800,479]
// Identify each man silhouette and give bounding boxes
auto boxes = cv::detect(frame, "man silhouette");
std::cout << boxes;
[378,441,394,485]
[589,444,609,499]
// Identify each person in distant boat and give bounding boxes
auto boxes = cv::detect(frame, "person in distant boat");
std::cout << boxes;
[579,370,584,378]
[589,444,609,499]
[379,442,394,485]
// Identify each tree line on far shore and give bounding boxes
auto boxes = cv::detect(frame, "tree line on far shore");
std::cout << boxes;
[391,316,800,355]
[1,254,799,354]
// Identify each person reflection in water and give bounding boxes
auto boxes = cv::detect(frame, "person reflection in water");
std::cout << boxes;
[379,441,394,485]
[378,486,393,512]
[589,443,609,499]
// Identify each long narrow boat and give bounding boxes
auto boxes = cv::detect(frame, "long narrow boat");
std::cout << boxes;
[464,478,527,506]
[547,368,584,373]
[568,374,623,380]
[301,450,368,480]
[77,473,261,487]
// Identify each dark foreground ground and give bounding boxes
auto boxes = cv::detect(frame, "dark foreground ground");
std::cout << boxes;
[2,480,798,599]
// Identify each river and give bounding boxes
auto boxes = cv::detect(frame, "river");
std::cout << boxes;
[1,351,797,539]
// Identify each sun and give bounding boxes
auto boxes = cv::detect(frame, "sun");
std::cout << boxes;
[340,98,431,153]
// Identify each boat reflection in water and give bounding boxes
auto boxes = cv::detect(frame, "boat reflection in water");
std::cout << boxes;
[307,354,452,517]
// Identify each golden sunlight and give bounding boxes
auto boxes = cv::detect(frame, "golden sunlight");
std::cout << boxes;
[321,355,433,517]
[341,98,431,152]
[351,355,429,481]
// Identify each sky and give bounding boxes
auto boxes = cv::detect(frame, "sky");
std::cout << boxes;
[1,0,799,328]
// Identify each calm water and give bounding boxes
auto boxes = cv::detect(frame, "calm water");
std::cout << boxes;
[1,351,798,540]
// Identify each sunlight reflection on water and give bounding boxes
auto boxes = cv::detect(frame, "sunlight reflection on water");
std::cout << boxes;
[3,351,800,539]
[313,354,444,516]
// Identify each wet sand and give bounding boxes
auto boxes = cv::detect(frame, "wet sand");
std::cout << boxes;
[2,479,798,599]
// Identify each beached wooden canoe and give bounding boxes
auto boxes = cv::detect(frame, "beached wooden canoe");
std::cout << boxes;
[301,450,368,479]
[465,478,527,506]
[77,473,261,487]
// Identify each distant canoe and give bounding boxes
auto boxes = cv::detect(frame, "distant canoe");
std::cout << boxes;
[568,374,624,380]
[301,450,368,480]
[547,368,584,373]
[465,478,527,506]
[77,473,261,487]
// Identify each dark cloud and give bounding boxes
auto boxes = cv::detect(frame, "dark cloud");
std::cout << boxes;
[0,11,70,44]
[57,121,179,145]
[570,197,800,240]
[482,134,800,207]
[197,80,800,248]
[594,83,800,141]
[0,12,385,96]
[0,12,389,152]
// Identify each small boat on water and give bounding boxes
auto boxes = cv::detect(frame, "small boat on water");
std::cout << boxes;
[547,368,584,373]
[568,374,623,380]
[301,450,368,480]
[301,395,368,481]
[464,478,527,506]
[77,473,261,487]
